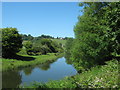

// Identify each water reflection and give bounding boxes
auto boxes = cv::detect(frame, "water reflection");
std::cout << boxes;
[65,59,73,65]
[22,60,56,76]
[65,54,73,65]
[2,70,22,88]
[38,60,55,71]
[2,57,77,88]
[23,67,33,76]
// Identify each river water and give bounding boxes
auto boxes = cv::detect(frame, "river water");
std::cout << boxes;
[2,57,77,88]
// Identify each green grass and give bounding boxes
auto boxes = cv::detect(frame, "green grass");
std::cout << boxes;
[23,59,119,88]
[1,53,64,71]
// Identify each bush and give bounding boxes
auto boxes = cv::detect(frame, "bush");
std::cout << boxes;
[23,41,33,55]
[23,39,63,55]
[1,28,22,58]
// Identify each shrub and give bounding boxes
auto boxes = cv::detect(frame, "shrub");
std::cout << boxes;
[23,39,63,55]
[23,41,33,55]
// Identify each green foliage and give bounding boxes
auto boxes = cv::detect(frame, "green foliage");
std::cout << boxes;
[18,47,27,55]
[38,34,54,39]
[1,28,23,58]
[65,38,74,61]
[52,39,66,47]
[72,59,119,88]
[40,39,57,53]
[21,34,34,41]
[23,38,63,55]
[23,77,76,88]
[65,2,120,71]
[21,34,54,41]
[23,41,33,55]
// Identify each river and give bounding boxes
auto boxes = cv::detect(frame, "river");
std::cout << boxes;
[2,57,77,88]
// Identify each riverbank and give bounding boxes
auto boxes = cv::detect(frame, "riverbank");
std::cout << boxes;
[1,53,64,71]
[23,59,119,88]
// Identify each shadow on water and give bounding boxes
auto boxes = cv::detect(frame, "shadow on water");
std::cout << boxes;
[65,59,73,65]
[2,70,22,88]
[7,55,35,61]
[2,57,77,88]
[22,60,56,76]
[23,67,34,76]
[2,60,54,88]
[37,60,55,71]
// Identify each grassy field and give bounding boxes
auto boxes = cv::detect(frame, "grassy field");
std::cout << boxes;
[22,59,119,88]
[1,53,64,71]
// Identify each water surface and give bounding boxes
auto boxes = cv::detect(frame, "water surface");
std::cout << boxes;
[2,57,77,88]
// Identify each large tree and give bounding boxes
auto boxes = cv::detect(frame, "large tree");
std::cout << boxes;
[1,28,23,58]
[66,2,120,71]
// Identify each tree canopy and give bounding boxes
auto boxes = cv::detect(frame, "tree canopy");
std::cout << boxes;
[65,2,120,71]
[1,28,23,58]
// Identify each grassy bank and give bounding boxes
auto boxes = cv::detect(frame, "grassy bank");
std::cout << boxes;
[1,53,64,71]
[23,59,119,89]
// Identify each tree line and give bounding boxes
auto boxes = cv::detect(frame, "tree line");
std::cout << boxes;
[65,2,120,72]
[1,28,64,58]
[21,34,68,41]
[21,34,54,41]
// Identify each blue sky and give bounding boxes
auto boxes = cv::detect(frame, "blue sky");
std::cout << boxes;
[2,2,83,38]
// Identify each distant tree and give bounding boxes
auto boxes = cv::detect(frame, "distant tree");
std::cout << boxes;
[22,34,55,41]
[40,39,57,53]
[28,34,34,40]
[23,41,33,55]
[1,28,23,58]
[21,34,28,40]
[21,34,34,41]
[23,38,63,55]
[38,34,54,39]
[64,37,68,40]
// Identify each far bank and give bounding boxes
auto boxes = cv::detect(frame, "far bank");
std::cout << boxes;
[1,53,64,71]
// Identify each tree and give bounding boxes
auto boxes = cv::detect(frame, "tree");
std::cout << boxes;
[21,34,34,41]
[28,34,34,40]
[65,38,74,61]
[23,41,33,55]
[66,2,120,71]
[1,28,23,58]
[40,39,57,53]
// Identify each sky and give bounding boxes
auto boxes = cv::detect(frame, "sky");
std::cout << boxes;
[2,2,83,38]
